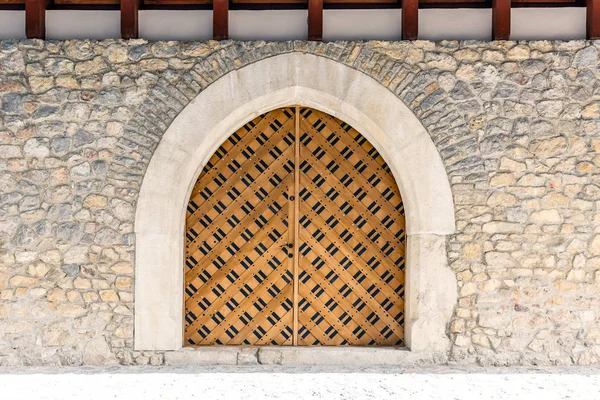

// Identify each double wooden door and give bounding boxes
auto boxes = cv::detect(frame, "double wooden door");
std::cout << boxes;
[184,107,405,346]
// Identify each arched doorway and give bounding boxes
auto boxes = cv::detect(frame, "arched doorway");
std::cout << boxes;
[184,107,405,346]
[134,53,456,357]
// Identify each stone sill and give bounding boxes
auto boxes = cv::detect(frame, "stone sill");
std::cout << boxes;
[163,347,445,366]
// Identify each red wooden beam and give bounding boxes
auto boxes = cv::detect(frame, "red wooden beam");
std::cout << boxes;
[588,0,600,39]
[25,0,45,39]
[308,0,323,40]
[492,0,510,40]
[213,0,229,40]
[402,0,418,40]
[121,0,139,39]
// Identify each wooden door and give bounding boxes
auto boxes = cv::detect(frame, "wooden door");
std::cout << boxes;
[184,107,405,346]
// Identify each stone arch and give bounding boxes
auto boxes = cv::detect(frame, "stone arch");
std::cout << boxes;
[133,52,457,360]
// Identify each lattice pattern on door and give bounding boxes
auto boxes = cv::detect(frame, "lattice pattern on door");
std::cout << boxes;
[184,107,405,346]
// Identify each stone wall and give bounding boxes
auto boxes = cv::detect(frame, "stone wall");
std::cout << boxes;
[0,39,599,366]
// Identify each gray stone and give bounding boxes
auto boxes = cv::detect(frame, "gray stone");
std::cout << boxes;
[12,225,38,247]
[31,105,58,119]
[50,136,71,155]
[56,222,83,242]
[73,129,94,148]
[573,46,598,68]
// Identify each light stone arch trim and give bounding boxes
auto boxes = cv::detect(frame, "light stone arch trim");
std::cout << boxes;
[134,53,457,358]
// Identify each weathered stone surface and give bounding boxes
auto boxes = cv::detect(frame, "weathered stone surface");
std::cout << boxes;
[83,338,119,365]
[0,39,599,367]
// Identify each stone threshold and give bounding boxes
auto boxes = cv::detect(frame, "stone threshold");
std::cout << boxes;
[163,347,445,366]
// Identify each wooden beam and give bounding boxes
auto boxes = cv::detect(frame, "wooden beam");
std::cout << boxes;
[213,0,229,40]
[121,0,139,39]
[25,0,45,39]
[401,0,418,40]
[492,0,510,40]
[588,0,600,38]
[308,0,323,40]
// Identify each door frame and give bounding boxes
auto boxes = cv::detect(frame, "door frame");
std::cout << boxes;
[134,53,457,361]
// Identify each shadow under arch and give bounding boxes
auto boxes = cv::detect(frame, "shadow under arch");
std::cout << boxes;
[134,53,457,359]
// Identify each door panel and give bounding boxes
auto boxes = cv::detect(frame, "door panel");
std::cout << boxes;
[184,108,296,345]
[296,108,405,345]
[184,107,405,346]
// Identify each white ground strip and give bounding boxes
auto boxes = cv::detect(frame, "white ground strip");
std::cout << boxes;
[1,366,599,400]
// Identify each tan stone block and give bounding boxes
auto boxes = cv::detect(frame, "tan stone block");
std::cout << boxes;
[553,280,580,292]
[115,324,133,338]
[586,328,600,340]
[455,49,480,62]
[0,289,13,300]
[487,192,517,207]
[490,173,516,186]
[39,249,61,265]
[530,137,567,158]
[540,193,569,208]
[140,59,169,71]
[75,56,108,75]
[567,269,586,281]
[9,275,38,287]
[516,174,546,187]
[480,279,501,293]
[83,292,99,303]
[43,322,74,346]
[479,314,504,329]
[529,209,562,225]
[485,252,516,267]
[472,333,491,348]
[472,273,488,282]
[499,157,526,172]
[456,270,473,281]
[590,235,600,256]
[450,319,465,333]
[119,292,133,302]
[4,321,31,334]
[92,279,110,289]
[29,76,54,93]
[47,287,66,302]
[27,261,51,277]
[460,282,477,297]
[582,102,600,118]
[84,194,108,209]
[29,287,46,297]
[507,45,531,61]
[110,262,133,274]
[482,221,523,234]
[105,44,128,63]
[56,303,86,317]
[512,268,533,277]
[114,305,132,315]
[67,290,83,302]
[99,289,119,302]
[115,276,132,290]
[456,308,471,318]
[462,242,481,260]
[64,245,89,264]
[454,334,471,347]
[74,277,91,290]
[56,76,80,89]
